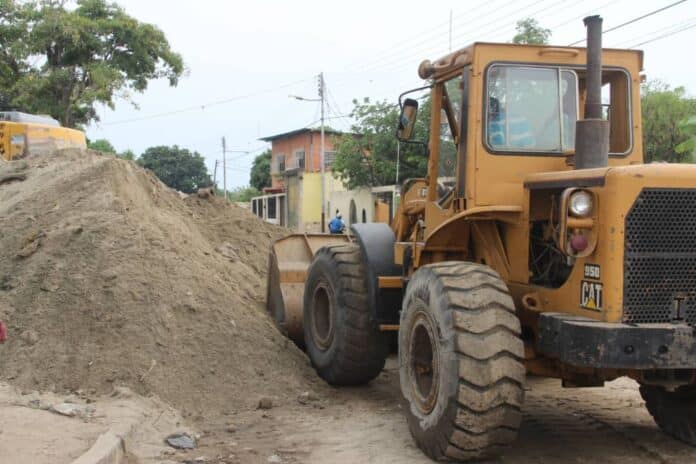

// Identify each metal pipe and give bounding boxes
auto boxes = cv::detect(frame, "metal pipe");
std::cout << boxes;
[584,15,603,120]
[574,15,609,170]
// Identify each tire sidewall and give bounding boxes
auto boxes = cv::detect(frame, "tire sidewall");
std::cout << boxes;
[399,267,459,439]
[303,251,347,372]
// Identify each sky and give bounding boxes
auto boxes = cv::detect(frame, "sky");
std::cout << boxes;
[85,0,696,190]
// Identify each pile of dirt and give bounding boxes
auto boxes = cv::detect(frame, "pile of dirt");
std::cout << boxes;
[0,149,319,416]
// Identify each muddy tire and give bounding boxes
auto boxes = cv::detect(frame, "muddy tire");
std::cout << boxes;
[640,384,696,444]
[303,244,388,385]
[399,262,525,461]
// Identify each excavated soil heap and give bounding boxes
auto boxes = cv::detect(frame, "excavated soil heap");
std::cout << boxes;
[0,149,318,415]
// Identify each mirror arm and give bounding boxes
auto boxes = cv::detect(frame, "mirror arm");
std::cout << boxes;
[398,84,433,111]
[397,83,433,151]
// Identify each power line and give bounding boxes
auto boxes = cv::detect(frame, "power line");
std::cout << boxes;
[329,0,532,86]
[611,17,696,47]
[628,20,696,47]
[567,0,690,45]
[345,0,571,79]
[100,77,314,126]
[549,0,620,29]
[336,0,505,74]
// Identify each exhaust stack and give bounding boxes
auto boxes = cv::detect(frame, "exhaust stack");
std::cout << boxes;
[574,15,609,170]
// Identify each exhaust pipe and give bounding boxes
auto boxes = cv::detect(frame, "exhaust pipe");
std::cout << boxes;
[574,15,610,170]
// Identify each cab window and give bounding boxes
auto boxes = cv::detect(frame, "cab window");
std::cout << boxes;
[486,65,578,154]
[438,77,461,179]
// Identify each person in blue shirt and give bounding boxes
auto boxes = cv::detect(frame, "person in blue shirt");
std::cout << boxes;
[328,211,345,234]
[488,96,536,149]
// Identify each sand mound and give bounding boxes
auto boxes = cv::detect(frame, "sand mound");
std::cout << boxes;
[0,149,317,415]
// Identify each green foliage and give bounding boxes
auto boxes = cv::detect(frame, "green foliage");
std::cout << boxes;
[512,18,551,45]
[0,0,183,127]
[250,149,271,191]
[332,97,431,189]
[118,149,135,161]
[226,186,261,202]
[675,116,696,160]
[88,138,116,153]
[641,81,696,163]
[88,138,134,160]
[138,145,211,194]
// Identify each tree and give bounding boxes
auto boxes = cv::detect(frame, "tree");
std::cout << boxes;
[0,0,29,106]
[88,138,116,153]
[118,149,135,161]
[0,0,183,128]
[87,138,134,160]
[250,149,271,191]
[332,97,431,189]
[676,117,696,161]
[641,81,696,163]
[226,186,261,202]
[138,145,212,193]
[512,18,551,45]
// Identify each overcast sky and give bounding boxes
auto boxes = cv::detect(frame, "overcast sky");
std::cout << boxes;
[85,0,696,190]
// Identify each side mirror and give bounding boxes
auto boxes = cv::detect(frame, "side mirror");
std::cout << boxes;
[397,98,419,141]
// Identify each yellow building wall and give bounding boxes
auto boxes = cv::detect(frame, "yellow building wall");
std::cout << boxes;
[298,172,348,232]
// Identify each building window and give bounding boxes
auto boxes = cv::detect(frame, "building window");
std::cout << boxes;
[324,151,336,167]
[296,151,305,169]
[276,154,285,172]
[267,197,277,219]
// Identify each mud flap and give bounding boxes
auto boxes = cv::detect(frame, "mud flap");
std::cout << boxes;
[350,223,402,325]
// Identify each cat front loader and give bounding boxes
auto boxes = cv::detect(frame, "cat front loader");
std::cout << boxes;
[268,16,696,461]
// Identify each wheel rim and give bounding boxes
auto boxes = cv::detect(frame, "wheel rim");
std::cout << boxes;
[311,283,334,350]
[409,311,440,414]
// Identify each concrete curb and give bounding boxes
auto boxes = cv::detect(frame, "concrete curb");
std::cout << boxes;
[71,421,138,464]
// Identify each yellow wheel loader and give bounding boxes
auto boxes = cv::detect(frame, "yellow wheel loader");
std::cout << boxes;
[268,16,696,461]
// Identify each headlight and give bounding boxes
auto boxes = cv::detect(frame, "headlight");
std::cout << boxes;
[569,190,593,217]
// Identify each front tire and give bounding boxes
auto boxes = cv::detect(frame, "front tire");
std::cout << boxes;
[399,262,525,461]
[640,384,696,444]
[303,244,388,385]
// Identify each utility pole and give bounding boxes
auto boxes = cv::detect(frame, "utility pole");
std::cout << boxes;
[395,141,400,186]
[289,73,327,232]
[449,9,453,52]
[222,137,228,202]
[319,72,326,233]
[213,159,218,186]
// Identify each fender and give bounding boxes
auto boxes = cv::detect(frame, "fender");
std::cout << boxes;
[351,223,402,324]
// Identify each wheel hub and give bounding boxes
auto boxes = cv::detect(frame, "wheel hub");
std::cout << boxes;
[409,312,440,414]
[311,283,334,350]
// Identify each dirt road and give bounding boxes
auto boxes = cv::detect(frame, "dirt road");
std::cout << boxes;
[175,356,696,464]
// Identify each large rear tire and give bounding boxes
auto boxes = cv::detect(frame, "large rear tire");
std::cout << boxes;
[399,261,525,461]
[303,244,388,385]
[640,384,696,444]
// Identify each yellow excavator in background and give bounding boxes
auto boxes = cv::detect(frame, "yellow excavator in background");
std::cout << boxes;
[269,16,696,462]
[0,111,86,161]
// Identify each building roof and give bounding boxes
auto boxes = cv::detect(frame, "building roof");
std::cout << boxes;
[259,127,347,142]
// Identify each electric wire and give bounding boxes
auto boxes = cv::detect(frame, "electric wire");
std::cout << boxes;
[344,0,574,80]
[628,20,696,47]
[337,0,509,73]
[548,0,620,29]
[567,0,690,45]
[610,17,696,47]
[100,76,315,126]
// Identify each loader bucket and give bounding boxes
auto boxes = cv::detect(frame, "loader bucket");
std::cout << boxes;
[267,233,351,346]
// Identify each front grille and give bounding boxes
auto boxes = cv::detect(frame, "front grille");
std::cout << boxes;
[624,188,696,325]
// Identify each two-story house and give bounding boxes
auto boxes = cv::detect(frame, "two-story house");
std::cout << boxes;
[252,127,346,232]
[251,127,397,232]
